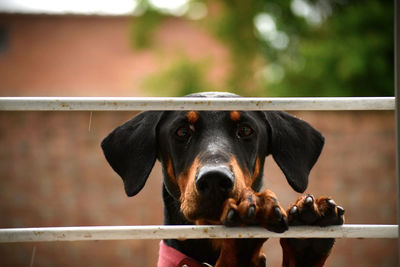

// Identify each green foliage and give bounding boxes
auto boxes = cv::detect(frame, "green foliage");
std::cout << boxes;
[131,9,166,49]
[206,0,261,93]
[131,0,394,96]
[142,57,212,96]
[264,0,394,96]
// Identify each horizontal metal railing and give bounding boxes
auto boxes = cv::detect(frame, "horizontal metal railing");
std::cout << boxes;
[0,225,397,243]
[0,96,395,111]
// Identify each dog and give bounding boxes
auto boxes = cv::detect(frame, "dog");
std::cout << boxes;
[101,92,345,267]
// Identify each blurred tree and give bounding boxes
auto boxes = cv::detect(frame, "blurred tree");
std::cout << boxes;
[262,0,394,96]
[142,57,211,96]
[131,0,394,96]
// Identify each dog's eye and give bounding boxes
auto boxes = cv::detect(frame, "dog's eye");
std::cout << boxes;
[237,125,253,138]
[176,126,192,138]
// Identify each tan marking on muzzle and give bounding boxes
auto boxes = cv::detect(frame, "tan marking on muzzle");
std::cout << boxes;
[252,157,261,182]
[166,157,177,184]
[229,157,250,200]
[178,157,201,219]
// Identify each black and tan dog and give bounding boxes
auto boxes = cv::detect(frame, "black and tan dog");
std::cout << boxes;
[101,92,344,267]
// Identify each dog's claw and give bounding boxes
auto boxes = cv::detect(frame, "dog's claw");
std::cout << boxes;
[327,199,336,207]
[289,205,298,215]
[305,196,313,206]
[227,209,236,222]
[282,216,289,231]
[337,206,345,216]
[274,206,282,220]
[270,210,288,233]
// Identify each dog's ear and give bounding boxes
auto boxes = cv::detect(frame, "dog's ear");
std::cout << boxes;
[101,111,163,197]
[264,111,324,193]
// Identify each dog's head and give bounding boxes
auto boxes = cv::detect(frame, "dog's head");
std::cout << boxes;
[101,93,324,222]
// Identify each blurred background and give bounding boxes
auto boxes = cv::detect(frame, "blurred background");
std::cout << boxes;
[0,0,396,266]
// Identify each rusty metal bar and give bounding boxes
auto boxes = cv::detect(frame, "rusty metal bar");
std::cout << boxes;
[0,96,395,111]
[0,224,397,243]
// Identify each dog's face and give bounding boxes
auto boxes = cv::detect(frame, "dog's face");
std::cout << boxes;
[101,93,324,224]
[157,110,268,222]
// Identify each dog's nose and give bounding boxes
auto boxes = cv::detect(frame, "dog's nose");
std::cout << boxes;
[195,166,234,197]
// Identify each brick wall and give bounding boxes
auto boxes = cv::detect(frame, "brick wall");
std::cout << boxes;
[0,14,228,97]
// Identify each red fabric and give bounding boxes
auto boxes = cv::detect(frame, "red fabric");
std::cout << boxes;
[158,241,207,267]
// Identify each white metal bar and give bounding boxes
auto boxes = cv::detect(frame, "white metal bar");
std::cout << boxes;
[395,0,400,262]
[0,225,397,243]
[0,97,395,111]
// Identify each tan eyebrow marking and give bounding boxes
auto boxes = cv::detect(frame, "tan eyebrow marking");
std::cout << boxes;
[186,111,199,124]
[230,111,241,122]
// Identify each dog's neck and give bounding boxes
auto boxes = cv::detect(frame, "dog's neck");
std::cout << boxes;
[162,186,220,265]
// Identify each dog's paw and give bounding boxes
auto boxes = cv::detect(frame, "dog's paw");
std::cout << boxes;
[287,194,345,227]
[280,195,345,266]
[220,189,288,233]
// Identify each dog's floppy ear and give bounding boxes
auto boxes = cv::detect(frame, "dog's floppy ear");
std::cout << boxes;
[264,111,324,193]
[101,111,163,197]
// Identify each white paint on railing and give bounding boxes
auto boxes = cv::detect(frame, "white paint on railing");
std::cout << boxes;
[0,97,395,111]
[0,225,397,243]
